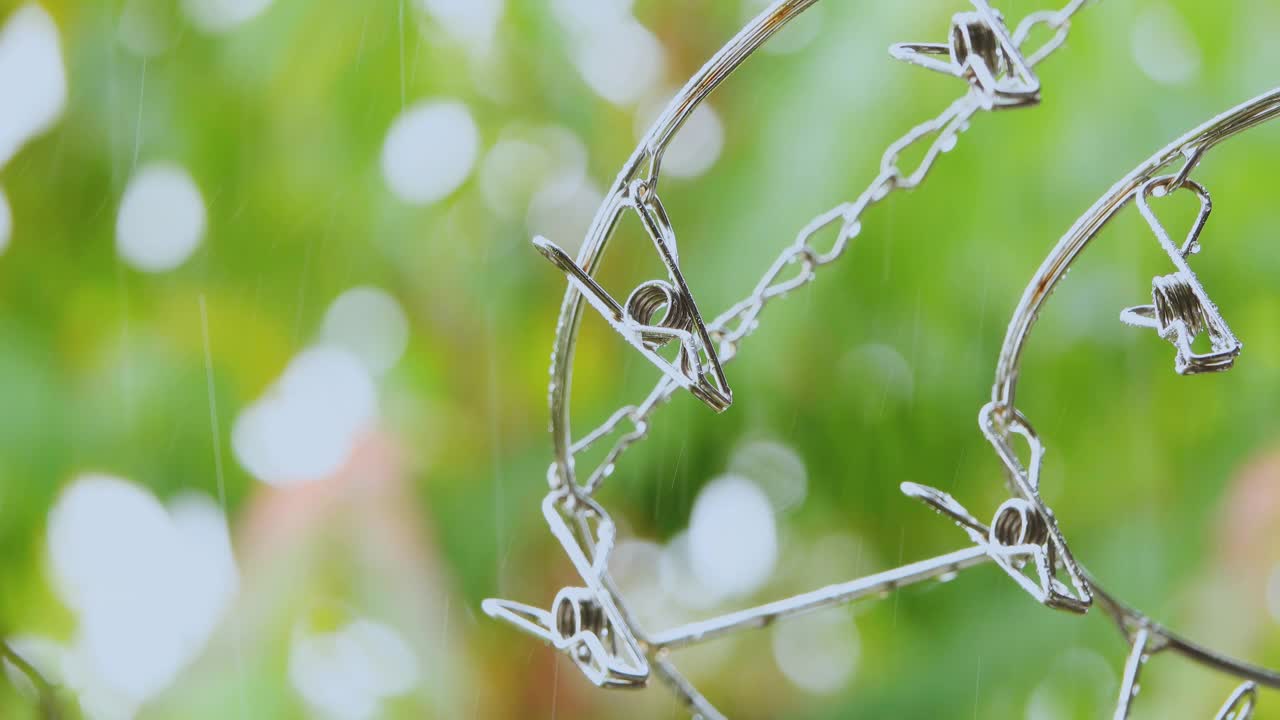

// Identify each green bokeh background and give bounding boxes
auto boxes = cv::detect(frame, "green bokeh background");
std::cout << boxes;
[0,0,1278,717]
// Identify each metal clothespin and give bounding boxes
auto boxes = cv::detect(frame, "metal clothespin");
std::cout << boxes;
[1119,176,1240,375]
[890,0,1041,110]
[534,176,732,412]
[483,488,650,688]
[501,0,1103,712]
[972,403,1092,613]
[902,478,1089,614]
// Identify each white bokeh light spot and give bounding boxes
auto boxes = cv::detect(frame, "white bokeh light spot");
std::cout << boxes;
[1131,2,1201,86]
[233,347,378,486]
[116,163,207,273]
[688,476,777,599]
[843,342,914,421]
[48,476,175,619]
[637,98,724,179]
[1267,564,1280,624]
[551,0,633,35]
[772,608,858,694]
[290,617,419,720]
[0,4,68,169]
[47,475,238,709]
[659,532,725,612]
[321,287,410,376]
[526,178,602,257]
[1025,649,1116,720]
[727,440,808,512]
[481,139,550,217]
[609,539,668,628]
[480,125,587,219]
[344,620,419,697]
[421,0,503,52]
[381,100,479,206]
[573,17,664,106]
[168,495,240,652]
[182,0,274,34]
[663,104,724,179]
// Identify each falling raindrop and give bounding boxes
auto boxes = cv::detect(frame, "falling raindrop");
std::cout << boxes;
[0,187,10,254]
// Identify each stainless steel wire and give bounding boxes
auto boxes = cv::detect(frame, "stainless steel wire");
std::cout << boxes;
[492,0,1280,715]
[543,0,1092,502]
[985,86,1280,718]
[487,1,1100,717]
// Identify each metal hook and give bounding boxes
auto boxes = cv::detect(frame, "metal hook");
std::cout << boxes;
[890,0,1041,110]
[503,0,1098,714]
[978,402,1092,613]
[903,480,1088,613]
[533,190,733,413]
[1119,176,1240,375]
[985,87,1280,720]
[482,488,650,689]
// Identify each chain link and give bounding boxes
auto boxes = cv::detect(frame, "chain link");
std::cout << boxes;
[506,4,1280,716]
[569,0,1093,498]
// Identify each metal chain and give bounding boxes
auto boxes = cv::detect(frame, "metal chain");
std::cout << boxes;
[566,0,1093,498]
[494,0,1280,716]
[486,3,1133,719]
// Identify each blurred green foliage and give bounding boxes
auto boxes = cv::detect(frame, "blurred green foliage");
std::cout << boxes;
[0,0,1278,718]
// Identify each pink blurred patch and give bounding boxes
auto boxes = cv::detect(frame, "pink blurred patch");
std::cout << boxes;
[1217,447,1280,579]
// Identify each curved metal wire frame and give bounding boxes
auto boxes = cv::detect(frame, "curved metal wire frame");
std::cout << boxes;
[538,0,1089,503]
[542,0,821,497]
[984,86,1280,718]
[487,0,1103,717]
